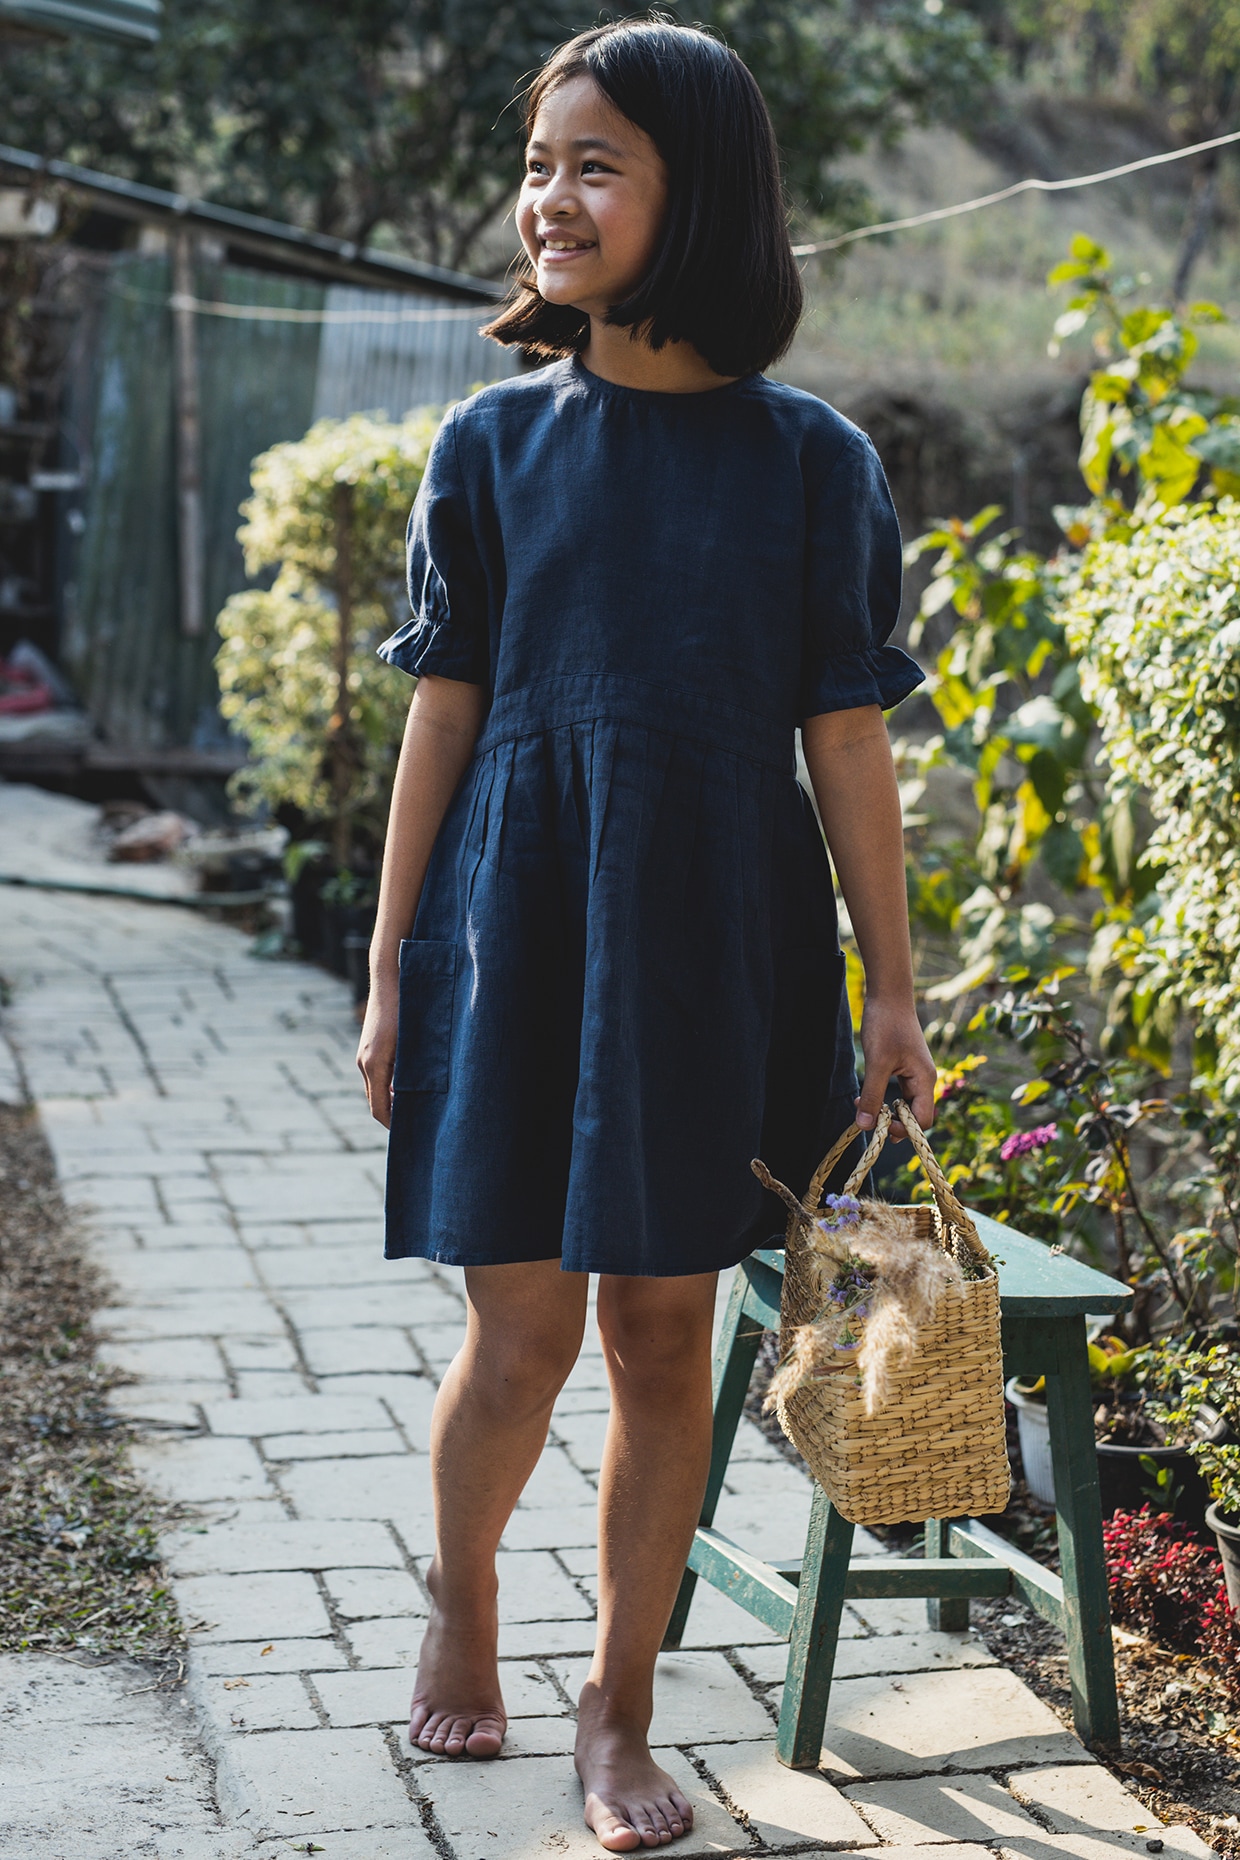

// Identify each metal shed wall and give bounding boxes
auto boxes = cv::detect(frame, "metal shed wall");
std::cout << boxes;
[311,285,516,422]
[65,253,323,750]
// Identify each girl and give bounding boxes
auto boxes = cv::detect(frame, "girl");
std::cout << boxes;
[357,19,935,1853]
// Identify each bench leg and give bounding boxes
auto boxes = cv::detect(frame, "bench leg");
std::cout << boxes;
[776,1485,854,1768]
[662,1269,764,1650]
[1045,1313,1121,1749]
[925,1518,970,1631]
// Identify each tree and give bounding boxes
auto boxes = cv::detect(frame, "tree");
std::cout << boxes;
[0,0,992,271]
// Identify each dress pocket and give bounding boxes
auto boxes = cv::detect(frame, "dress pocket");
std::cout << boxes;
[393,939,458,1093]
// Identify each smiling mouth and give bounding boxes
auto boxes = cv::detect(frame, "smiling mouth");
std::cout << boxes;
[539,236,595,254]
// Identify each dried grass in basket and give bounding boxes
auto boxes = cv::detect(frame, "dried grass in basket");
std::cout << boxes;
[752,1099,1011,1527]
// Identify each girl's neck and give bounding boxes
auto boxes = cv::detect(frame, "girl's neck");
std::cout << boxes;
[580,317,738,393]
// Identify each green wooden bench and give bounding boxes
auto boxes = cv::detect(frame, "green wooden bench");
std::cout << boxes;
[662,1215,1132,1765]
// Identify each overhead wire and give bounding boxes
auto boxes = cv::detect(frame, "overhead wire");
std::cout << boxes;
[790,125,1240,258]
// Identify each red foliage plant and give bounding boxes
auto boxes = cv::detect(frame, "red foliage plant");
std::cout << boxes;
[1103,1506,1240,1703]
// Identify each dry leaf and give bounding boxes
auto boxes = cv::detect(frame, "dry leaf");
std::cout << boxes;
[223,1678,250,1690]
[260,1643,275,1655]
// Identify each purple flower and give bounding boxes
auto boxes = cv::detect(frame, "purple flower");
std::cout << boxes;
[1000,1122,1059,1162]
[816,1195,862,1234]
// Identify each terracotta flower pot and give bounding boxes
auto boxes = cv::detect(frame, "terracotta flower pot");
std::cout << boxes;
[1206,1501,1240,1611]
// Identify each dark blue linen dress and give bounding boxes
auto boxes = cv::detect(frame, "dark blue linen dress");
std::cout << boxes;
[378,354,923,1276]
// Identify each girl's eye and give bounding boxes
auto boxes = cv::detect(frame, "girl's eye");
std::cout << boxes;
[526,160,548,177]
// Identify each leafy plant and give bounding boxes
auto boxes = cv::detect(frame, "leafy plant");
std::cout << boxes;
[215,409,439,868]
[1153,1345,1240,1521]
[1103,1505,1240,1700]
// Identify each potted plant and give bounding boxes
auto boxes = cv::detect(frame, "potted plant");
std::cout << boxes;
[1008,1335,1223,1523]
[1154,1344,1240,1604]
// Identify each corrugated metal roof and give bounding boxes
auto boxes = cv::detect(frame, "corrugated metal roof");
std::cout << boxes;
[0,0,159,43]
[0,142,503,301]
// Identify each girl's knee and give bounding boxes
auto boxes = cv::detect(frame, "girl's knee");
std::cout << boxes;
[596,1277,716,1381]
[461,1325,581,1418]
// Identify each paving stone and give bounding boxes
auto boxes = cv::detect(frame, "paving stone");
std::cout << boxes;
[314,1372,439,1438]
[108,1386,222,1428]
[204,1670,320,1732]
[232,1370,311,1399]
[96,1336,225,1381]
[299,1327,422,1376]
[502,1503,600,1552]
[818,1667,1089,1781]
[741,1628,994,1686]
[195,1638,346,1675]
[263,1429,407,1461]
[131,1220,245,1249]
[698,1740,878,1849]
[497,1619,600,1660]
[406,1320,466,1370]
[488,1549,594,1623]
[552,1408,610,1470]
[1006,1765,1158,1835]
[518,1444,599,1509]
[176,1571,332,1641]
[257,1247,391,1288]
[131,1435,275,1505]
[166,1519,402,1575]
[322,1567,427,1621]
[555,1651,772,1744]
[550,1385,612,1414]
[344,1616,430,1669]
[219,1334,301,1372]
[710,1485,813,1562]
[1000,1834,1213,1860]
[253,1833,435,1860]
[424,1747,750,1857]
[280,1453,429,1525]
[105,1247,258,1294]
[847,1596,939,1635]
[214,1725,417,1835]
[844,1773,1046,1843]
[282,1284,463,1330]
[103,1292,284,1338]
[676,1580,790,1650]
[202,1393,391,1436]
[132,1219,242,1249]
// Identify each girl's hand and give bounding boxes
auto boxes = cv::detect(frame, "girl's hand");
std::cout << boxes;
[856,995,936,1140]
[357,970,399,1129]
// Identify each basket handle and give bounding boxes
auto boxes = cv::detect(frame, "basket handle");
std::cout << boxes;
[809,1098,992,1267]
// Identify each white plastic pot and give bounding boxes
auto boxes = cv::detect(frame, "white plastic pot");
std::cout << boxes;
[1006,1377,1056,1506]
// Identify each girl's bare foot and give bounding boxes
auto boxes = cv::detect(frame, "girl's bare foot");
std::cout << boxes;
[575,1686,694,1851]
[407,1567,506,1758]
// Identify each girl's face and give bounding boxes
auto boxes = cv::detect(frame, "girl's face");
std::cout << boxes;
[517,75,669,320]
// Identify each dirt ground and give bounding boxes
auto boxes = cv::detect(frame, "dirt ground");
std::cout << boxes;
[0,1103,183,1671]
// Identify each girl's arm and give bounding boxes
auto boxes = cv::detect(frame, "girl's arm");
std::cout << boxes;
[357,673,487,1127]
[801,704,935,1136]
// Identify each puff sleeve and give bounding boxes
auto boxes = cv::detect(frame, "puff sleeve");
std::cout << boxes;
[800,428,924,720]
[377,407,489,685]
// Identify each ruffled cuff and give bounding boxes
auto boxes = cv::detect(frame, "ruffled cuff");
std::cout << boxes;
[377,612,487,684]
[800,644,925,719]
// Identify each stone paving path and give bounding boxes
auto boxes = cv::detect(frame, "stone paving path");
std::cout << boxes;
[0,885,1217,1860]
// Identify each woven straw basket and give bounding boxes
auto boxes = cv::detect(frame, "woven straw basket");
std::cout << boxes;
[768,1099,1010,1527]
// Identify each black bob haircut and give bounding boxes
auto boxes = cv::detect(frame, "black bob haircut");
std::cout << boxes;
[482,18,803,378]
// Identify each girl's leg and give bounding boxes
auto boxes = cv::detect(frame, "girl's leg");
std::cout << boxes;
[411,1258,589,1756]
[576,1271,718,1851]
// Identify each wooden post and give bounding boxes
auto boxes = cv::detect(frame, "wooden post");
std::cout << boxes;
[329,480,356,872]
[777,1486,854,1768]
[171,229,204,639]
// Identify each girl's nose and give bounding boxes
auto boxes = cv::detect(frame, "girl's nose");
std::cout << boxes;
[538,171,580,221]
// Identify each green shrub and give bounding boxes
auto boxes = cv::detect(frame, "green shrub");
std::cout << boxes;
[215,410,441,863]
[1063,502,1240,1096]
